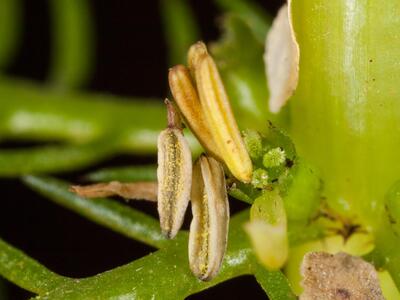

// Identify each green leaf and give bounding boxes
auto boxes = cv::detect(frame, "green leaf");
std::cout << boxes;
[22,175,170,249]
[160,0,200,65]
[0,237,70,295]
[0,77,165,142]
[48,0,94,89]
[31,211,254,299]
[0,139,117,177]
[0,0,21,69]
[254,265,296,300]
[85,165,157,182]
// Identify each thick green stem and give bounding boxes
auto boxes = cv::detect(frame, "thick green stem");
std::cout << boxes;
[289,0,400,225]
[0,238,70,295]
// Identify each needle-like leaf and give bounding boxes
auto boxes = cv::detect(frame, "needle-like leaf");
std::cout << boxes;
[22,175,171,249]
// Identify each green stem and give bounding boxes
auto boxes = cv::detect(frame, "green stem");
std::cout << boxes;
[254,265,296,300]
[32,212,254,300]
[289,0,400,225]
[213,0,270,44]
[0,0,21,69]
[0,238,70,295]
[0,139,118,177]
[160,0,200,65]
[85,165,157,182]
[22,175,171,249]
[0,77,165,145]
[6,179,297,299]
[48,0,93,89]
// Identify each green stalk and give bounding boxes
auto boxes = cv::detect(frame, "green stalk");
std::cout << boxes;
[0,139,118,177]
[0,238,70,294]
[85,165,157,182]
[23,175,170,249]
[19,176,298,298]
[254,265,296,300]
[0,0,21,69]
[48,0,93,89]
[0,77,165,145]
[289,0,400,225]
[160,0,200,65]
[32,216,252,300]
[213,0,270,44]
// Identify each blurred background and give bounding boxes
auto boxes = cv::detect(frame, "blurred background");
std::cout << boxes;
[0,0,284,298]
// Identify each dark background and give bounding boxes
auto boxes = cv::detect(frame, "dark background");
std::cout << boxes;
[0,0,284,299]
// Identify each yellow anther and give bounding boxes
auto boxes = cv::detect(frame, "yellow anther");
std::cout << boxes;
[168,65,221,160]
[194,53,253,182]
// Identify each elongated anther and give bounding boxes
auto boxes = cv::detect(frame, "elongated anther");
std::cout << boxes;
[157,126,192,239]
[188,41,208,75]
[168,65,221,159]
[189,156,229,281]
[195,54,253,183]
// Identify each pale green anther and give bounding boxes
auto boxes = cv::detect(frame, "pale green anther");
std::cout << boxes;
[251,168,269,189]
[250,190,285,225]
[263,147,286,168]
[243,130,263,160]
[246,190,288,270]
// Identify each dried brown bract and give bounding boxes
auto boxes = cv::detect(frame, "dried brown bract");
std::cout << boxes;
[265,4,299,113]
[70,181,158,201]
[300,252,384,300]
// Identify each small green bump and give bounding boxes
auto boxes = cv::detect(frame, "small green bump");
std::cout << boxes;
[251,168,269,189]
[263,147,286,168]
[243,130,263,160]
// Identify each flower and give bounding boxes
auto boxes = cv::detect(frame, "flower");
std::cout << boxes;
[159,41,253,280]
